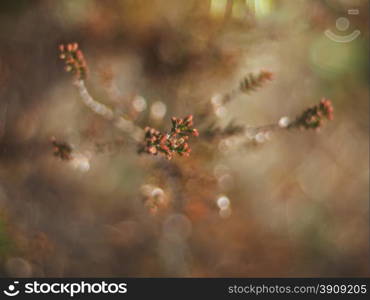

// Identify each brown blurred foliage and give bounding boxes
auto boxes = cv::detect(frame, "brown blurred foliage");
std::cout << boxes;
[0,0,368,277]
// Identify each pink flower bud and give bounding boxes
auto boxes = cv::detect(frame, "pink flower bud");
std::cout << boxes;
[184,115,193,123]
[160,136,167,144]
[148,146,157,154]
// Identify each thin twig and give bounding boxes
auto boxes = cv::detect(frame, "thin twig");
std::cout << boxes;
[74,80,144,142]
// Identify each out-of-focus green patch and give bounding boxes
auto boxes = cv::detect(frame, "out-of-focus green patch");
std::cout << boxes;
[246,0,274,17]
[210,0,228,17]
[232,0,247,20]
[309,36,367,80]
[0,218,12,257]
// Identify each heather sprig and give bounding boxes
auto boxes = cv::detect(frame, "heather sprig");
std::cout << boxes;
[58,42,144,142]
[143,115,199,160]
[288,98,334,130]
[222,70,274,105]
[51,137,73,161]
[239,70,274,93]
[203,98,334,150]
[59,43,88,80]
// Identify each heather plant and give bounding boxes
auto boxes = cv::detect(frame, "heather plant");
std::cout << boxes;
[1,0,367,279]
[141,115,199,160]
[56,43,333,162]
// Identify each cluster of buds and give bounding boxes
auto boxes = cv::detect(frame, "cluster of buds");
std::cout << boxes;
[239,70,273,93]
[59,42,87,80]
[51,137,73,160]
[289,98,334,130]
[143,115,199,160]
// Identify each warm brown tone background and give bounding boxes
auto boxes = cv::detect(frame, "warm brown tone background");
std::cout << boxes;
[0,0,368,277]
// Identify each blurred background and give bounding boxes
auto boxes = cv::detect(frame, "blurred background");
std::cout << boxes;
[0,0,368,277]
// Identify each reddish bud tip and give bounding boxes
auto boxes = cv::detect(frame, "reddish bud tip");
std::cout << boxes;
[184,115,193,122]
